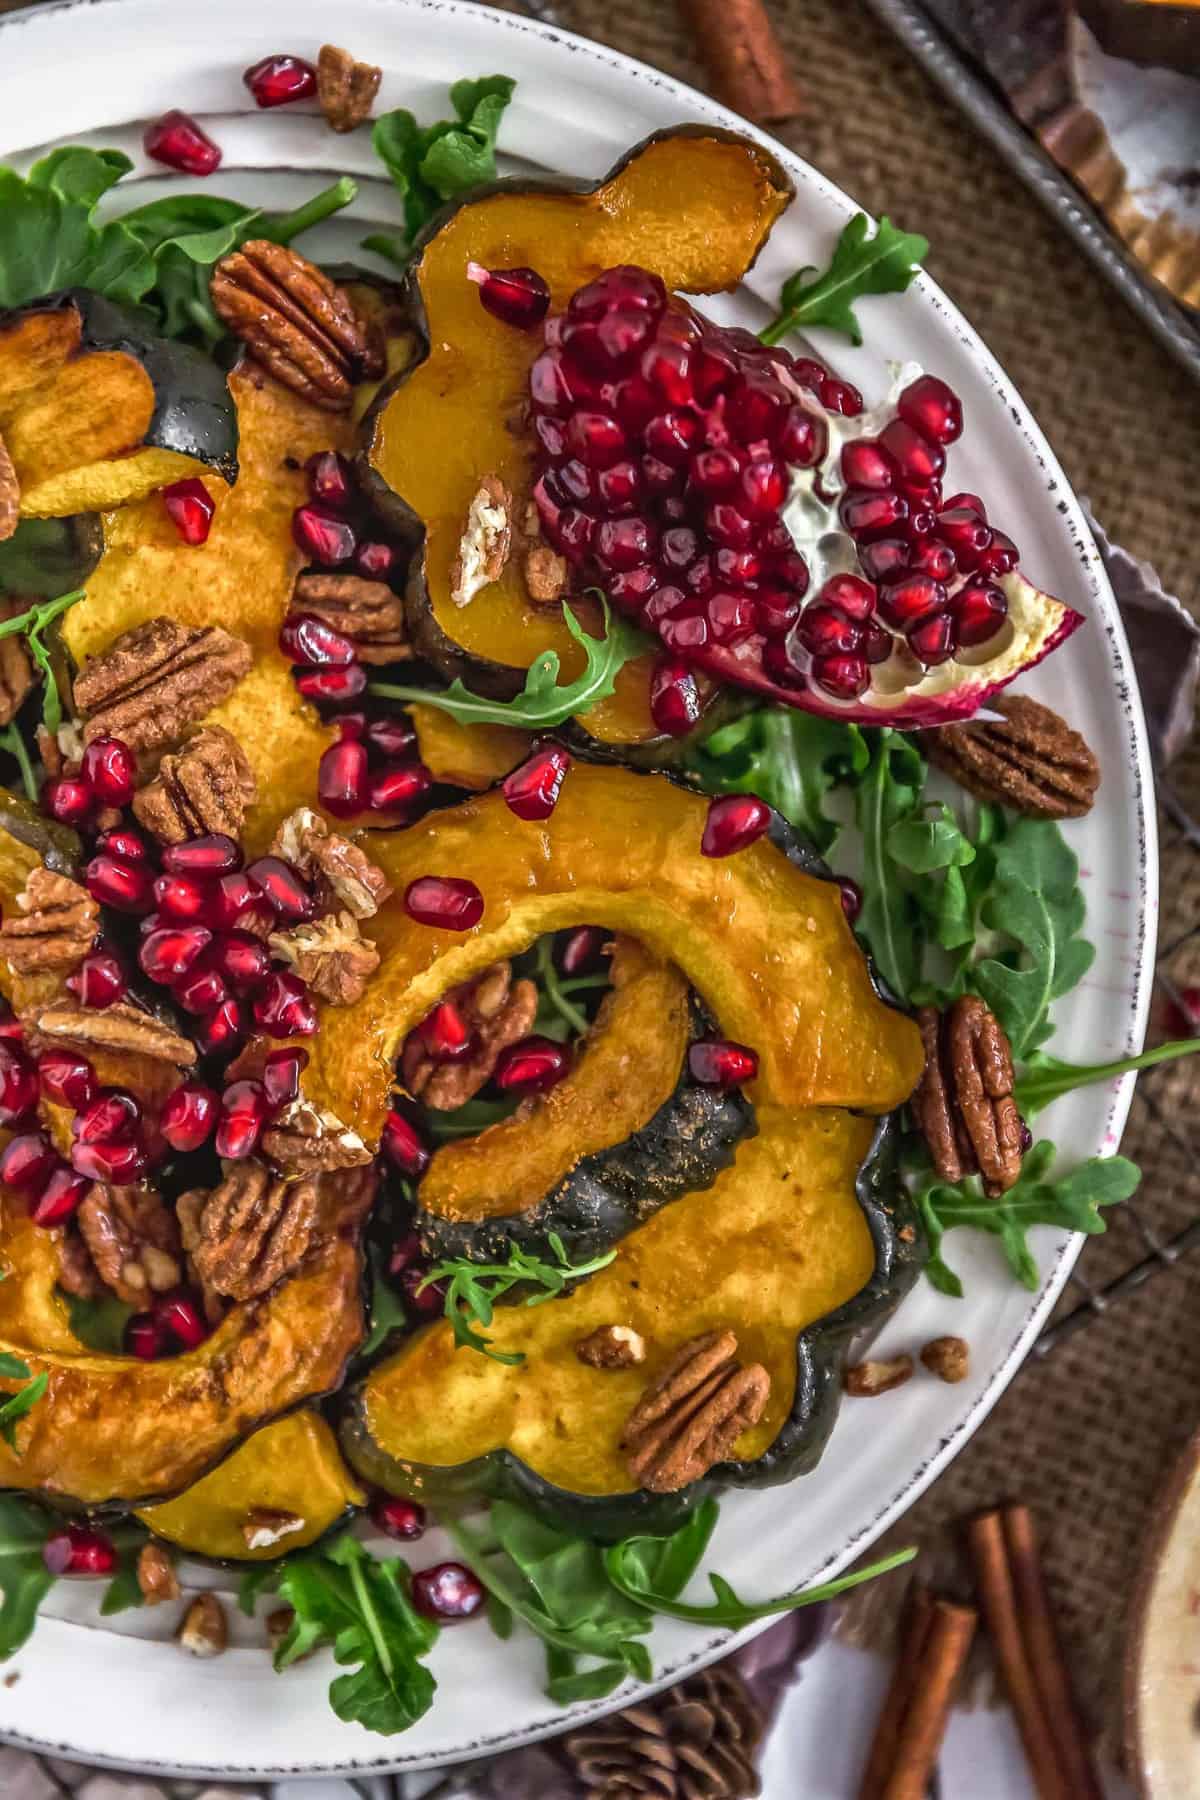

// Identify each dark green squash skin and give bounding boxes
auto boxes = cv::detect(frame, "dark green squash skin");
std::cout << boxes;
[411,993,755,1268]
[0,513,104,600]
[0,289,239,484]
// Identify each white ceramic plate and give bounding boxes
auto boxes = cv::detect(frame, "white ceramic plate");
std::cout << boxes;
[0,0,1157,1778]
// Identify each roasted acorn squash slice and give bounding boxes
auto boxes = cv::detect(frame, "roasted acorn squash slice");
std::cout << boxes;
[359,127,793,755]
[0,290,238,516]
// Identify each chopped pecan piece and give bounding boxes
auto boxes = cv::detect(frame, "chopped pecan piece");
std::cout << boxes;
[0,597,34,725]
[621,1330,770,1493]
[211,241,382,411]
[921,1335,970,1384]
[77,1184,183,1306]
[178,1592,227,1657]
[261,1098,374,1175]
[137,1541,181,1605]
[179,1163,322,1302]
[927,695,1100,820]
[269,910,379,1004]
[242,1508,305,1552]
[269,807,392,919]
[844,1354,915,1397]
[576,1324,647,1369]
[28,999,196,1068]
[451,476,512,607]
[404,962,537,1110]
[133,725,257,845]
[290,573,410,665]
[0,430,17,544]
[912,997,1025,1197]
[73,617,252,758]
[0,867,97,975]
[523,543,569,606]
[317,43,382,132]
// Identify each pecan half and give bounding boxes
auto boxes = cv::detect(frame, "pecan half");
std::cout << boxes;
[451,477,512,607]
[28,999,196,1069]
[211,241,382,411]
[290,573,410,665]
[576,1324,647,1369]
[133,725,257,845]
[137,1541,180,1606]
[77,1184,183,1306]
[404,962,537,1110]
[0,430,17,544]
[261,1097,374,1175]
[911,997,1025,1196]
[844,1354,914,1397]
[57,1226,103,1300]
[178,1593,227,1657]
[0,596,34,726]
[269,807,392,919]
[269,910,379,1005]
[621,1330,770,1493]
[242,1508,305,1552]
[179,1163,323,1302]
[927,695,1100,820]
[317,43,382,133]
[921,1335,969,1384]
[73,617,252,759]
[0,867,97,975]
[523,543,569,606]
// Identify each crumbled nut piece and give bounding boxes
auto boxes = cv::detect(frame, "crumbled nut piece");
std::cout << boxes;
[912,997,1024,1197]
[317,43,382,132]
[523,544,569,606]
[57,1226,103,1300]
[266,1607,295,1652]
[928,695,1100,820]
[290,573,409,665]
[268,807,392,919]
[73,617,252,758]
[844,1354,915,1397]
[133,725,257,845]
[179,1163,322,1302]
[621,1330,770,1493]
[451,476,512,607]
[0,596,34,725]
[269,910,379,1005]
[576,1325,647,1369]
[137,1541,181,1606]
[211,241,382,411]
[242,1508,306,1552]
[920,1336,969,1384]
[178,1592,227,1657]
[0,430,17,544]
[261,1097,374,1175]
[0,867,98,975]
[404,962,537,1110]
[29,999,196,1068]
[77,1184,182,1306]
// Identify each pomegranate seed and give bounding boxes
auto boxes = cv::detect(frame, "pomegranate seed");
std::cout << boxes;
[71,1138,147,1185]
[796,605,864,657]
[280,614,356,669]
[296,664,367,707]
[594,516,658,573]
[706,591,756,646]
[464,260,552,331]
[840,489,910,539]
[857,539,910,586]
[690,449,742,497]
[388,1233,423,1279]
[701,794,771,858]
[162,834,241,876]
[975,531,1019,577]
[865,625,894,664]
[401,1266,445,1317]
[154,1290,209,1351]
[43,1523,116,1578]
[756,586,801,639]
[42,776,93,828]
[494,1035,570,1095]
[96,828,149,865]
[243,52,318,106]
[382,1109,430,1178]
[643,410,699,469]
[878,418,945,492]
[173,958,230,1016]
[139,925,211,985]
[935,508,992,565]
[371,1496,427,1541]
[246,857,313,922]
[649,656,703,737]
[85,853,155,915]
[812,652,870,700]
[253,972,317,1038]
[727,370,790,442]
[404,877,484,931]
[38,1049,96,1110]
[209,869,258,931]
[876,576,947,631]
[778,406,827,469]
[364,716,417,762]
[560,926,607,976]
[211,931,271,994]
[262,1046,308,1109]
[659,601,709,655]
[366,764,432,817]
[418,1000,473,1062]
[952,581,1008,647]
[0,1046,38,1125]
[944,491,987,518]
[565,410,629,469]
[898,374,963,445]
[818,376,863,416]
[503,745,570,822]
[66,950,126,1009]
[570,265,667,320]
[160,1081,220,1152]
[412,1562,485,1623]
[840,440,896,491]
[30,1165,87,1227]
[318,738,368,818]
[907,613,956,667]
[739,456,787,519]
[125,1312,166,1359]
[80,736,136,807]
[908,539,957,583]
[819,574,876,621]
[688,1039,758,1088]
[73,1089,139,1146]
[354,539,398,581]
[838,876,863,923]
[144,110,221,176]
[292,504,356,566]
[161,476,215,546]
[0,1132,57,1194]
[153,872,215,924]
[215,1080,269,1158]
[194,997,247,1059]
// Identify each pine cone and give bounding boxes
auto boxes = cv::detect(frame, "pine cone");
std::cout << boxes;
[566,1664,764,1798]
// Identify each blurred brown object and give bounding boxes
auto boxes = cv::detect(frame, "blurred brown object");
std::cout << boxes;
[1077,0,1200,73]
[677,0,802,121]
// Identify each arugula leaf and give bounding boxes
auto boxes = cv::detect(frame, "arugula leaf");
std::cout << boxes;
[1014,1038,1200,1119]
[688,706,867,854]
[371,601,648,731]
[854,729,928,1001]
[238,1559,281,1618]
[422,1234,617,1365]
[0,1494,56,1659]
[358,1239,409,1362]
[369,76,515,260]
[759,214,928,348]
[0,724,36,804]
[605,1539,916,1624]
[0,154,155,310]
[604,1498,720,1605]
[64,1291,136,1354]
[99,1524,152,1617]
[0,1364,47,1452]
[913,1141,1140,1297]
[426,1094,520,1141]
[0,587,85,732]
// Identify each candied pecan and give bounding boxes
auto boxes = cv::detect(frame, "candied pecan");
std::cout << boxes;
[0,430,17,544]
[77,1183,183,1306]
[912,997,1025,1197]
[921,1335,969,1384]
[451,477,512,607]
[269,807,392,919]
[405,962,537,1110]
[137,1541,180,1606]
[28,999,196,1068]
[621,1329,770,1493]
[179,1163,322,1302]
[927,695,1100,820]
[57,1226,103,1301]
[261,1097,374,1175]
[211,241,382,411]
[317,43,382,132]
[523,543,569,606]
[844,1355,914,1397]
[242,1508,305,1552]
[0,867,97,975]
[133,725,257,845]
[269,910,379,1004]
[0,597,34,726]
[290,573,410,665]
[178,1592,227,1657]
[576,1324,646,1369]
[73,617,252,759]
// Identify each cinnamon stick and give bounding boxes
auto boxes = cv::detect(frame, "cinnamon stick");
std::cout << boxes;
[858,1585,934,1800]
[1002,1505,1103,1800]
[880,1598,977,1800]
[966,1511,1072,1800]
[677,0,802,125]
